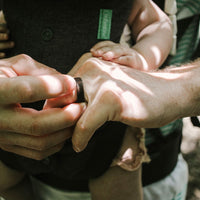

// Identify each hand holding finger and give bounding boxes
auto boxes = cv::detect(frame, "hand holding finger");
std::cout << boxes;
[44,77,85,109]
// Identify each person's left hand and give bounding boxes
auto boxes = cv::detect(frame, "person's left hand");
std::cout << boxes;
[68,57,181,152]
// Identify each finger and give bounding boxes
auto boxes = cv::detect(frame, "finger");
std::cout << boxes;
[0,24,7,33]
[92,44,127,60]
[91,46,113,57]
[103,45,130,59]
[0,54,60,76]
[90,41,114,52]
[101,50,117,60]
[1,103,85,136]
[0,142,65,160]
[94,46,114,57]
[0,128,73,151]
[72,103,108,152]
[0,52,5,58]
[43,92,77,109]
[112,56,135,68]
[0,74,76,104]
[0,33,9,41]
[0,41,14,50]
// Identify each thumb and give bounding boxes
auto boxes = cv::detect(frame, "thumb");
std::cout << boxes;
[72,103,108,152]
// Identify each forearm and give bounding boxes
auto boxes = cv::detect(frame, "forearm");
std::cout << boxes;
[0,161,25,192]
[89,166,142,200]
[130,0,173,71]
[1,176,35,200]
[159,59,200,118]
[132,19,172,71]
[0,161,34,200]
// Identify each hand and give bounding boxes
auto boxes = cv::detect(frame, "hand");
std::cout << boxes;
[68,58,182,152]
[44,52,92,109]
[90,41,146,70]
[0,54,85,160]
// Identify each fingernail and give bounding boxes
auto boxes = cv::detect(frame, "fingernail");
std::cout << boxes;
[73,145,81,153]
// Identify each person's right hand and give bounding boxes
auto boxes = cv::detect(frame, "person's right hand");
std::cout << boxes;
[0,54,85,160]
[69,57,184,152]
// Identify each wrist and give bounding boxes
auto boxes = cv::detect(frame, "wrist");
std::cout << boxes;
[162,61,200,118]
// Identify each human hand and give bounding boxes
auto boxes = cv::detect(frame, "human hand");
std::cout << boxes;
[44,53,92,109]
[68,58,183,152]
[0,11,14,58]
[90,41,143,69]
[0,54,85,160]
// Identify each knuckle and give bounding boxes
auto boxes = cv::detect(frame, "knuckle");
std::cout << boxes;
[77,58,98,75]
[78,123,89,133]
[84,57,98,67]
[101,88,119,102]
[18,54,32,62]
[15,54,36,69]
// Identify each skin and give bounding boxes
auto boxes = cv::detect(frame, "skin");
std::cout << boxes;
[89,166,143,200]
[0,161,34,200]
[0,1,173,199]
[45,55,200,153]
[0,54,85,160]
[91,0,172,71]
[2,54,200,199]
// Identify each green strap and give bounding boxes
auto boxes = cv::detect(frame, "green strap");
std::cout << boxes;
[97,9,112,40]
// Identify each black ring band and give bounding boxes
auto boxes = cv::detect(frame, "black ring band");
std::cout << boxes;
[74,77,85,103]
